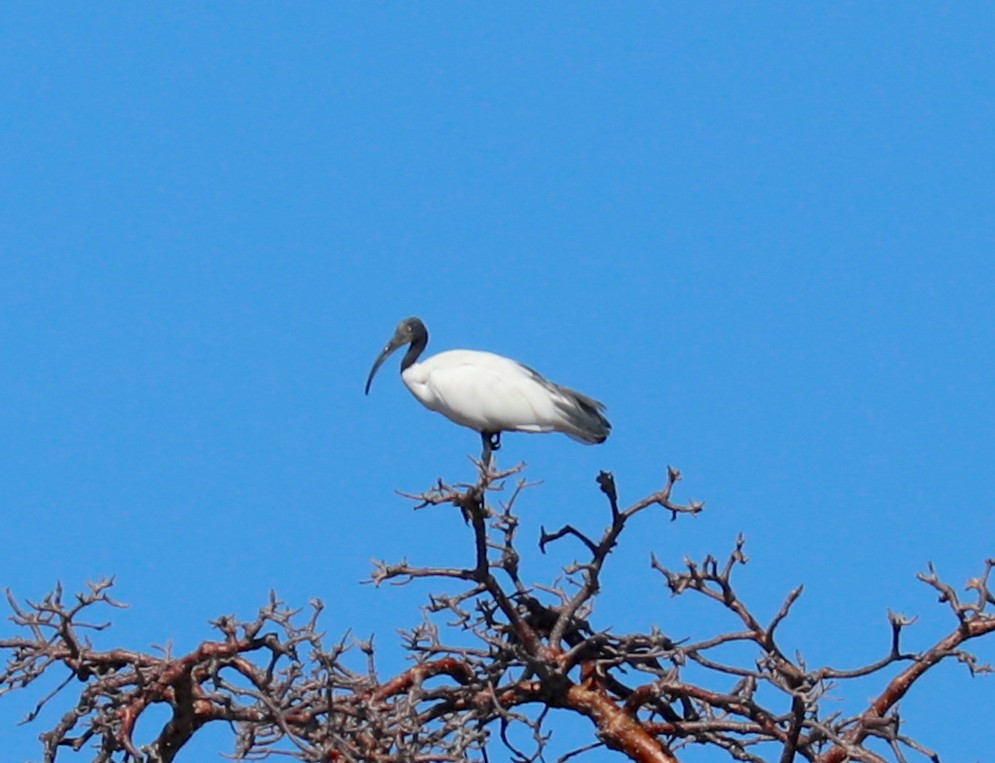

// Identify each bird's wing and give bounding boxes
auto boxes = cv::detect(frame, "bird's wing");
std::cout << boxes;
[413,351,561,433]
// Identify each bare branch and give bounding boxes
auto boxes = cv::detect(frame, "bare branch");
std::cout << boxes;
[3,462,992,763]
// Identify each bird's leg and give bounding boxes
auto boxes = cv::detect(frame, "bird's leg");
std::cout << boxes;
[480,432,491,467]
[480,431,501,470]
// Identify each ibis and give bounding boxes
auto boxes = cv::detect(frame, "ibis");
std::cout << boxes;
[364,317,611,463]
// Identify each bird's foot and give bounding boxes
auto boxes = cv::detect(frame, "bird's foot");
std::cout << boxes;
[480,432,502,473]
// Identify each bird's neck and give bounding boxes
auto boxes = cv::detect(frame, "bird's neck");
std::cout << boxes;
[400,332,427,372]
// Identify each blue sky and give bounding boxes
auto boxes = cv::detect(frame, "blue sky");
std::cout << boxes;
[2,5,994,760]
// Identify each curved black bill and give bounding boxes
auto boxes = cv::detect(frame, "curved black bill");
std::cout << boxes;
[364,338,403,395]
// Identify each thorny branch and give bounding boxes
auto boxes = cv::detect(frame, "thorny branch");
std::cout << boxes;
[2,463,993,762]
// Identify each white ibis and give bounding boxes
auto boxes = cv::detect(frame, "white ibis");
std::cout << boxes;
[365,317,611,463]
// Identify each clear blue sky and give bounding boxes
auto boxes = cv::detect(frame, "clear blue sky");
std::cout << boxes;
[2,5,993,760]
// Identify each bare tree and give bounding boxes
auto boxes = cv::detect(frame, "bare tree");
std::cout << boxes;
[2,463,993,762]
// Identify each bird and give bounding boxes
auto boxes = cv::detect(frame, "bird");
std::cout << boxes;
[364,317,611,464]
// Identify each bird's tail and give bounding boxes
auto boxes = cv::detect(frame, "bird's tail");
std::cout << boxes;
[553,385,612,444]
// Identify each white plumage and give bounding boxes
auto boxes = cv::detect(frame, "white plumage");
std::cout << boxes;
[365,318,610,462]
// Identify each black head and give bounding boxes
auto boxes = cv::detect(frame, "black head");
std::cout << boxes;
[391,317,426,345]
[364,317,429,395]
